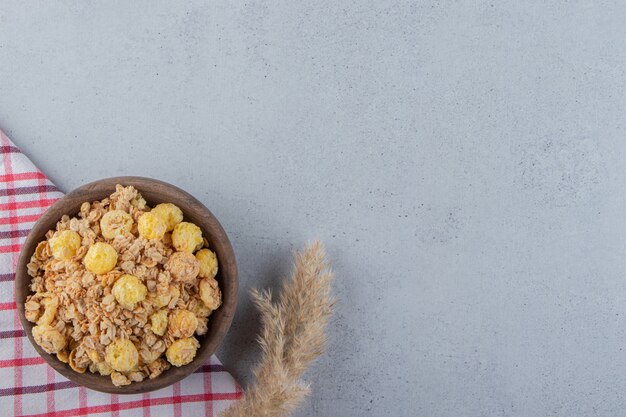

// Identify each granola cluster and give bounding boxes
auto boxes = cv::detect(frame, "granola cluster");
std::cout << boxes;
[25,185,222,386]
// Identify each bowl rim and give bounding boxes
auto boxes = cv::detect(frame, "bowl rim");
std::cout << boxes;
[15,176,238,394]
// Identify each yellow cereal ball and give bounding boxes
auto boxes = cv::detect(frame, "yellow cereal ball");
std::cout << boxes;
[105,339,139,372]
[195,249,218,279]
[137,212,167,240]
[165,251,199,283]
[100,210,134,239]
[151,203,183,232]
[199,277,222,311]
[49,230,81,260]
[32,324,66,354]
[172,222,203,253]
[150,310,169,336]
[112,274,147,310]
[84,242,118,274]
[166,337,199,367]
[168,309,198,338]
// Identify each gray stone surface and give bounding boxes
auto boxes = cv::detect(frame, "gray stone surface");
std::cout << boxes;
[1,1,626,415]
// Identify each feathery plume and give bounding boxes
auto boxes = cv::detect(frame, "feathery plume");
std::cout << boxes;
[221,241,335,417]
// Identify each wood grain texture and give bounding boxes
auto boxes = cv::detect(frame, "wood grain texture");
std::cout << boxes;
[15,176,238,394]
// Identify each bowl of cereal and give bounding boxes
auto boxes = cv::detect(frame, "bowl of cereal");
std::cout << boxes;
[15,177,238,394]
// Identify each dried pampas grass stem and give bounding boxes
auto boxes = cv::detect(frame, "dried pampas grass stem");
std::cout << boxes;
[221,241,335,417]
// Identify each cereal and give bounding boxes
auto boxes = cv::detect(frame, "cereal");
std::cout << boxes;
[69,348,87,373]
[84,242,118,274]
[152,203,183,232]
[166,337,199,367]
[96,361,113,376]
[138,212,167,240]
[130,195,147,210]
[32,324,66,354]
[147,358,170,379]
[25,185,222,386]
[168,309,198,338]
[49,230,81,260]
[24,300,41,323]
[105,339,139,372]
[149,291,172,309]
[34,241,50,260]
[172,222,203,253]
[112,274,147,310]
[57,349,69,363]
[100,210,133,239]
[165,251,199,283]
[199,277,222,311]
[37,296,60,326]
[87,349,102,364]
[150,310,168,336]
[196,249,218,279]
[111,371,131,387]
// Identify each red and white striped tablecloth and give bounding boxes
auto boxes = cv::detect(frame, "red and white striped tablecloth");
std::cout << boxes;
[0,130,242,417]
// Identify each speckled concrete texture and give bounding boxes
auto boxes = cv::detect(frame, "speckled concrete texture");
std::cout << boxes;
[1,1,626,416]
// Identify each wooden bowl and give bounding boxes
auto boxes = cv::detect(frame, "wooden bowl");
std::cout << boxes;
[15,176,238,394]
